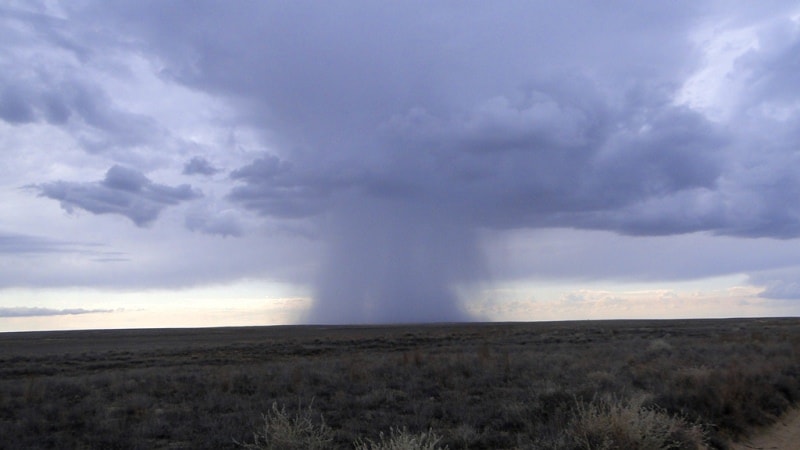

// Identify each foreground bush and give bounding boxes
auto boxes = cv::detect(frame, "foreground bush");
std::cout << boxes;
[243,398,705,450]
[237,403,447,450]
[354,427,448,450]
[568,396,707,449]
[235,401,332,450]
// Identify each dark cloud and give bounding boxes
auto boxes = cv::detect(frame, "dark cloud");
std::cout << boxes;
[228,155,334,219]
[224,84,726,238]
[0,8,164,155]
[0,76,162,154]
[36,165,202,226]
[0,307,114,318]
[91,1,734,237]
[183,156,220,176]
[0,86,36,123]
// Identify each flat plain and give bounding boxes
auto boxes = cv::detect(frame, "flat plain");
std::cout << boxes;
[0,318,798,449]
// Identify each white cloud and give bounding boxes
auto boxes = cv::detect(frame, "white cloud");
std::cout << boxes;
[470,281,772,322]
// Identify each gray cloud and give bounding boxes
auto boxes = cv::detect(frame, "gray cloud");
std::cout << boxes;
[0,8,165,157]
[0,86,36,124]
[94,1,736,237]
[221,83,727,243]
[0,231,125,260]
[36,165,202,226]
[228,155,335,219]
[0,232,73,254]
[183,156,220,176]
[0,76,163,156]
[758,282,800,300]
[0,307,114,318]
[749,268,800,300]
[184,209,242,237]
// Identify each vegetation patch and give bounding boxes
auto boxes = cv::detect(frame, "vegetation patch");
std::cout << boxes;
[0,318,798,449]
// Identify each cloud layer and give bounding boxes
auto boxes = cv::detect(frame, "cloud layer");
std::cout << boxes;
[0,307,113,318]
[2,2,800,323]
[89,1,799,239]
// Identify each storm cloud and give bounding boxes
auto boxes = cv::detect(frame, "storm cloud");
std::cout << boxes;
[92,1,797,241]
[3,2,800,325]
[183,156,220,176]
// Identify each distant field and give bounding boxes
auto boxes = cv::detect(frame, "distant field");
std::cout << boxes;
[0,318,798,449]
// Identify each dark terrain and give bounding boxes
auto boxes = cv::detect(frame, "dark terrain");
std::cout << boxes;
[0,318,798,449]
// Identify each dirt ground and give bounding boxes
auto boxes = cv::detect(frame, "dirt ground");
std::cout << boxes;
[731,408,800,450]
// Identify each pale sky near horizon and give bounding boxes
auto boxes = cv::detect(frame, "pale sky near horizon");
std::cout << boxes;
[3,1,800,332]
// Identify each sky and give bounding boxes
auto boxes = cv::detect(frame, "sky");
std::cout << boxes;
[2,1,800,331]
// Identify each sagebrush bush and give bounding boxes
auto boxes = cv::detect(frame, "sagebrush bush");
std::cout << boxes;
[234,401,332,450]
[238,404,449,450]
[354,427,448,450]
[568,395,707,450]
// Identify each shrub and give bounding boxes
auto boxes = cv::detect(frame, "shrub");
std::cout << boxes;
[234,401,332,450]
[568,395,707,450]
[354,427,448,450]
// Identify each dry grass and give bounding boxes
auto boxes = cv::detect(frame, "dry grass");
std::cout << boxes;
[0,318,797,449]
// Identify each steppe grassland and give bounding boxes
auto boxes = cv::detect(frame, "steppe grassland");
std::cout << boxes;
[0,318,798,449]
